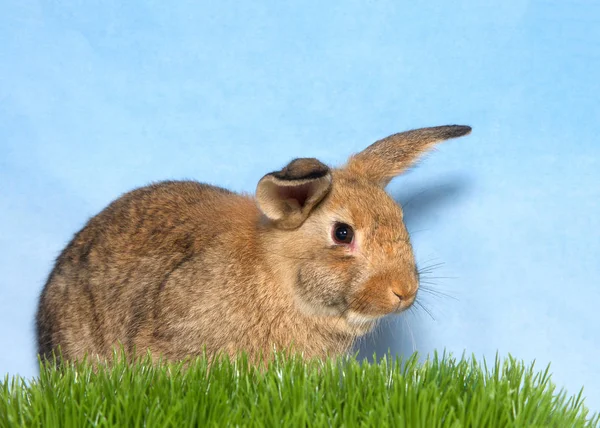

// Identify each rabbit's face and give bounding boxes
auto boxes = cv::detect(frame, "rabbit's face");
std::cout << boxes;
[290,172,418,327]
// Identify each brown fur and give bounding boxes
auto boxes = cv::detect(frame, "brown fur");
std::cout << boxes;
[36,125,471,363]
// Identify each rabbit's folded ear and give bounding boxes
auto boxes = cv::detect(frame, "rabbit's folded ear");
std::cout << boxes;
[256,158,332,229]
[345,125,472,187]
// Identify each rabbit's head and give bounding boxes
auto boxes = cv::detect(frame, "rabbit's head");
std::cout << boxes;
[257,125,471,332]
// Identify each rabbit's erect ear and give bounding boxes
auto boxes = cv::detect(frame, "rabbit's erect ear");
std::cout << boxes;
[256,158,332,229]
[345,125,472,187]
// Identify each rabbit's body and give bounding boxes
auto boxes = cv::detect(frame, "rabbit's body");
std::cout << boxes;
[37,181,357,361]
[36,125,471,363]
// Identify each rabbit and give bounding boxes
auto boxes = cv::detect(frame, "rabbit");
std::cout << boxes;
[36,124,471,364]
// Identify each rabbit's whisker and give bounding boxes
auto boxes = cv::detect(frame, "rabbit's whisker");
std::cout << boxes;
[402,315,417,353]
[413,299,435,321]
[418,286,457,301]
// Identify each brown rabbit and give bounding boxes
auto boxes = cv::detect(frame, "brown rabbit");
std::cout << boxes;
[36,125,471,363]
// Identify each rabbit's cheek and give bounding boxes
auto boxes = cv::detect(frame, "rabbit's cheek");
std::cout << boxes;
[293,264,350,316]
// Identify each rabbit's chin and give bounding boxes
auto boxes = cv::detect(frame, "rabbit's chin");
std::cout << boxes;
[343,311,381,335]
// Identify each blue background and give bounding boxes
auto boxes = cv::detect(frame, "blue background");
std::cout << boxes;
[2,0,599,412]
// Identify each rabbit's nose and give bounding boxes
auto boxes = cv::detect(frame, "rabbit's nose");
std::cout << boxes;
[390,284,417,307]
[392,290,405,301]
[391,289,413,302]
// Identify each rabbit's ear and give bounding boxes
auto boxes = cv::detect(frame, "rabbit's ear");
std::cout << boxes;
[345,125,471,187]
[256,158,332,229]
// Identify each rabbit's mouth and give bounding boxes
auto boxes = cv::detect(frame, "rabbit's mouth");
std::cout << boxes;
[342,297,415,335]
[345,298,413,324]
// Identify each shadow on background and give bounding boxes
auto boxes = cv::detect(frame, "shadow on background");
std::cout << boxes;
[353,175,472,362]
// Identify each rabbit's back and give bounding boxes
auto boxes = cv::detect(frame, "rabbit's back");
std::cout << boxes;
[36,180,258,361]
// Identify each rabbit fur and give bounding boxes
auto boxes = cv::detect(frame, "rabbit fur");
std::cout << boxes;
[36,125,471,363]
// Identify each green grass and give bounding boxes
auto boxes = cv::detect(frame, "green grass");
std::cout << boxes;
[1,351,597,427]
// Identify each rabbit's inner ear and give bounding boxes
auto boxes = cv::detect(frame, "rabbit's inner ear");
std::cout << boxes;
[277,182,313,207]
[256,158,332,229]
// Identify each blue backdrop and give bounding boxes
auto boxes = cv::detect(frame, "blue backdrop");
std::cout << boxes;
[1,0,599,412]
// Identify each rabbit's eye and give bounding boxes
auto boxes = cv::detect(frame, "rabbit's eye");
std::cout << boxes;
[333,223,354,244]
